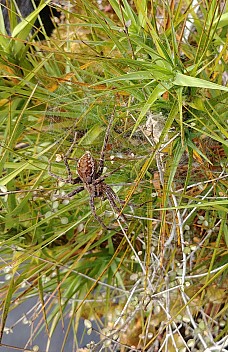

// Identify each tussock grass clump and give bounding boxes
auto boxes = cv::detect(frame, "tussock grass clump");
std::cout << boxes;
[0,0,227,351]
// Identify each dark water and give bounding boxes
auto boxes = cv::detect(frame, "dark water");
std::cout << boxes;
[1,298,99,352]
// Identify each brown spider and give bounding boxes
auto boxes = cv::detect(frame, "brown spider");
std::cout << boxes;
[48,114,126,229]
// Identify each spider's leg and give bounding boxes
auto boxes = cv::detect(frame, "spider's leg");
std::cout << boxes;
[105,185,127,223]
[66,132,77,156]
[94,165,124,185]
[48,158,81,185]
[62,155,74,183]
[65,186,84,198]
[89,195,108,230]
[48,160,69,183]
[97,113,115,177]
[49,132,79,184]
[62,132,78,182]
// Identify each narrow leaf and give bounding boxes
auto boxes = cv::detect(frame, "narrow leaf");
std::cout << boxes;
[174,72,228,92]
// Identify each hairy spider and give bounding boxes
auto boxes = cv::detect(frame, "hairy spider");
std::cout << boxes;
[48,114,125,229]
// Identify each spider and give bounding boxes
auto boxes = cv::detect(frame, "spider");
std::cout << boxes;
[48,114,126,229]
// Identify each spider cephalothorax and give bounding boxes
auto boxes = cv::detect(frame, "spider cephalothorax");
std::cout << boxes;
[48,114,126,229]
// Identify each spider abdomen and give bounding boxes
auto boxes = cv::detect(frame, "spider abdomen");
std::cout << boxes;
[77,151,97,184]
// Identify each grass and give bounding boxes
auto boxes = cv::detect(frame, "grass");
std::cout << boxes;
[0,0,227,351]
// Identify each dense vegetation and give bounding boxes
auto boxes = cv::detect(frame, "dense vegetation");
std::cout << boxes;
[0,0,227,351]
